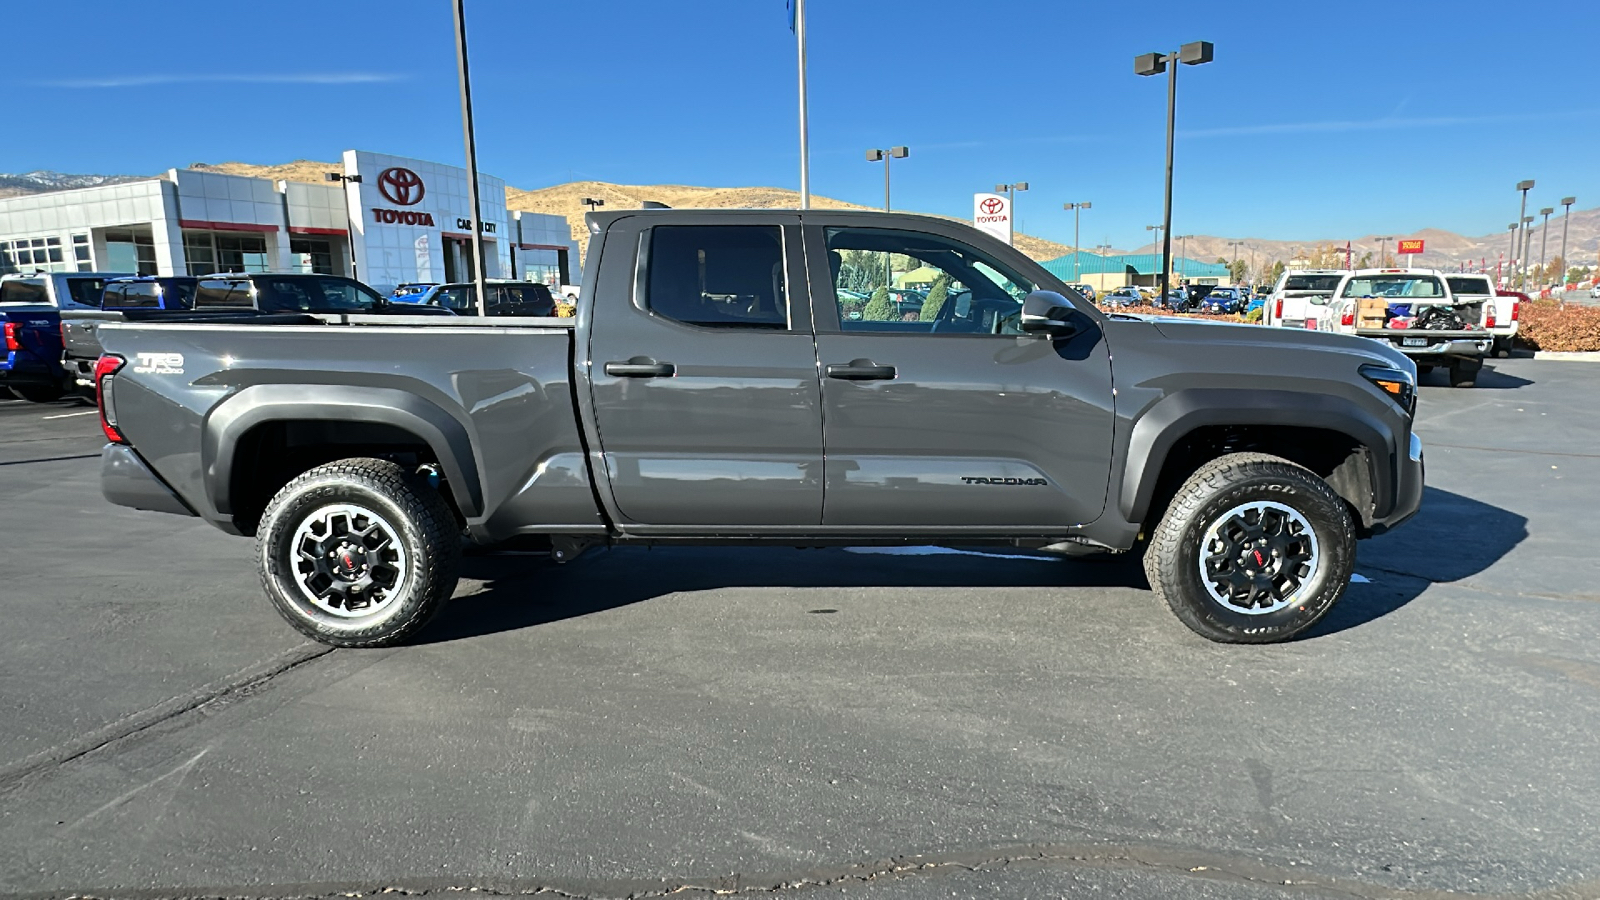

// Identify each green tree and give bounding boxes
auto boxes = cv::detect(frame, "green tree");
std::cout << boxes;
[1269,260,1287,285]
[1357,252,1374,268]
[919,274,950,321]
[1228,259,1248,283]
[862,286,896,321]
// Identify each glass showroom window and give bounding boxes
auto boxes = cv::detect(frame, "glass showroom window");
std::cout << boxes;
[72,234,91,271]
[184,232,269,276]
[0,236,69,273]
[106,229,159,276]
[289,238,335,275]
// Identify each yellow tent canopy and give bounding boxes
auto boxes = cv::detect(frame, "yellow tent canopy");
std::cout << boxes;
[893,266,944,288]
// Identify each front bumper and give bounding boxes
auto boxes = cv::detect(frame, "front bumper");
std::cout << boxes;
[101,444,197,517]
[1371,432,1424,535]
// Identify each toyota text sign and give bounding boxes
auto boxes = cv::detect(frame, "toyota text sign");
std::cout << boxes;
[973,193,1011,244]
[1397,239,1424,255]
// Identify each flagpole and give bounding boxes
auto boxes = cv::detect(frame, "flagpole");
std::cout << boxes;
[795,0,810,209]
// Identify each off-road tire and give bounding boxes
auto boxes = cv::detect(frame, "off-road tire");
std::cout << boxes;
[16,385,64,403]
[1448,362,1477,388]
[1144,453,1355,644]
[257,458,460,648]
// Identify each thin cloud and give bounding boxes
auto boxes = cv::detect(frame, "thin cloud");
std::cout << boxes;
[38,72,404,88]
[1179,110,1587,138]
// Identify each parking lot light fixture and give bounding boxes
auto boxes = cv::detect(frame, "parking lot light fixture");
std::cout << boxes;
[1064,202,1091,280]
[1520,215,1536,291]
[1514,180,1535,291]
[866,146,909,211]
[1560,197,1577,287]
[1374,236,1394,267]
[324,172,363,278]
[995,182,1028,244]
[1135,40,1213,304]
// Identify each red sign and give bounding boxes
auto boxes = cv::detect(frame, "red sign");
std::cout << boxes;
[1397,239,1425,254]
[371,208,436,226]
[377,167,426,206]
[980,197,1004,215]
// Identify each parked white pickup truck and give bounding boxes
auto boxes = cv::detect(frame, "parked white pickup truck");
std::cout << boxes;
[1309,268,1492,387]
[1444,273,1516,357]
[1263,269,1345,329]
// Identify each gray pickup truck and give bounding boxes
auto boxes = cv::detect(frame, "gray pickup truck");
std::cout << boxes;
[93,209,1424,647]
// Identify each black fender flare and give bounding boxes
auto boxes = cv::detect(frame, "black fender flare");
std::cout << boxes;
[202,384,483,519]
[1119,388,1398,525]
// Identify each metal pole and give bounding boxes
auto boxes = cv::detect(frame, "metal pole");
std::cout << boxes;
[452,0,489,317]
[796,0,810,210]
[883,154,891,212]
[1515,187,1529,291]
[1073,205,1081,281]
[1539,210,1552,288]
[1007,185,1015,246]
[1560,201,1574,289]
[1159,53,1177,302]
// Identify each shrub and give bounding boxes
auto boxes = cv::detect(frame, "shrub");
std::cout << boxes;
[555,301,576,318]
[920,275,950,321]
[1515,300,1600,352]
[862,287,897,321]
[1244,306,1263,323]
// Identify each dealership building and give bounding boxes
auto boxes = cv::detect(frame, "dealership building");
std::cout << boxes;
[0,149,579,292]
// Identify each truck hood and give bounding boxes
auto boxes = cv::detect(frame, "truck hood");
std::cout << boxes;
[1112,314,1411,371]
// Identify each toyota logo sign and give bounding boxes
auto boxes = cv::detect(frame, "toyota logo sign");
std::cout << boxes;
[980,197,1004,215]
[377,167,426,206]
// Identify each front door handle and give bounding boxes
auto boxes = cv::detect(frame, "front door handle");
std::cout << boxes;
[604,357,676,378]
[826,359,897,380]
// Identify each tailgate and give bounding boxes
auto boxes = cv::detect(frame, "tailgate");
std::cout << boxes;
[1,308,63,367]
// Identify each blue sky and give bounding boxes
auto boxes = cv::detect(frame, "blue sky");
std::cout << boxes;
[4,0,1595,250]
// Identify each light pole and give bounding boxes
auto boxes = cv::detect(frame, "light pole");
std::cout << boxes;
[1559,196,1577,289]
[866,147,909,211]
[1145,225,1164,286]
[323,171,363,278]
[995,182,1028,245]
[1064,201,1091,280]
[581,197,605,215]
[1135,40,1215,305]
[1520,215,1535,290]
[1505,224,1518,285]
[1175,234,1194,283]
[1375,236,1393,267]
[1514,179,1535,292]
[452,0,489,316]
[1537,206,1555,288]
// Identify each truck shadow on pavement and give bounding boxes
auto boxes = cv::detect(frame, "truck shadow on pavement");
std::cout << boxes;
[1418,364,1533,390]
[418,486,1525,645]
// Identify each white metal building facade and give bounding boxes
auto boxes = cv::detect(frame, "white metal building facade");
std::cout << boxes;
[0,149,578,293]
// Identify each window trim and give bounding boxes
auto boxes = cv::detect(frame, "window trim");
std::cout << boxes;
[630,221,806,334]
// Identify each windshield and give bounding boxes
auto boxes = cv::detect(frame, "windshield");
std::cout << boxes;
[1283,274,1343,292]
[1446,277,1493,297]
[1339,274,1446,299]
[257,276,386,313]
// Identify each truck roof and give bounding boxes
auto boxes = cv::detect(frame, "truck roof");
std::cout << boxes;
[583,207,979,234]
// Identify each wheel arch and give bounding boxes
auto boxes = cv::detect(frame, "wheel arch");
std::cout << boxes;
[1120,389,1398,533]
[203,384,482,533]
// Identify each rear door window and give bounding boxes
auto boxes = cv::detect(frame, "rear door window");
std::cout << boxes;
[195,280,253,308]
[120,283,161,308]
[64,277,108,307]
[0,280,49,305]
[100,284,127,308]
[645,225,788,329]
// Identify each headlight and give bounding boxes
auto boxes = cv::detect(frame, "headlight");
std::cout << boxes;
[1360,363,1416,415]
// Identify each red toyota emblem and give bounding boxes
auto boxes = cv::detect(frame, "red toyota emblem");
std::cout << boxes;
[377,167,426,206]
[980,197,1004,215]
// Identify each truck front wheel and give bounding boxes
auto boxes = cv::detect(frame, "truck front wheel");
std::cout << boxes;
[257,458,460,648]
[1144,453,1355,644]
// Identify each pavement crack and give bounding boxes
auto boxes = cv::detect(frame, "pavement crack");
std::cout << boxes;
[0,644,335,794]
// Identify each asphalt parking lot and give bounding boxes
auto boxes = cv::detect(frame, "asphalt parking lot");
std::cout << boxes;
[2,358,1599,900]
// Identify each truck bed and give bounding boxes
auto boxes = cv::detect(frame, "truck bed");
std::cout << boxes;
[97,315,591,540]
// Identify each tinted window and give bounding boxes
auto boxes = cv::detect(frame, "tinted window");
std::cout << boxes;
[120,283,161,308]
[646,225,787,328]
[163,280,196,308]
[824,227,1035,335]
[496,283,556,314]
[1446,277,1493,296]
[1284,274,1343,292]
[100,284,126,308]
[257,277,382,313]
[64,277,108,307]
[195,280,252,308]
[0,280,49,305]
[435,287,474,311]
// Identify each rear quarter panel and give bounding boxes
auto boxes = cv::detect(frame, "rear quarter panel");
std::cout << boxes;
[97,321,598,537]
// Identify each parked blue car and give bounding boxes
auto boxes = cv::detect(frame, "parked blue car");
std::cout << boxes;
[0,272,130,401]
[1200,287,1246,314]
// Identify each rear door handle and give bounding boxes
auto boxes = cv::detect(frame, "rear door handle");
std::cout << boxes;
[604,357,676,378]
[826,359,897,380]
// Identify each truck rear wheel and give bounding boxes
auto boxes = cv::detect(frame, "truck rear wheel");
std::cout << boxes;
[1144,453,1355,644]
[16,386,64,403]
[257,458,460,648]
[1448,360,1479,388]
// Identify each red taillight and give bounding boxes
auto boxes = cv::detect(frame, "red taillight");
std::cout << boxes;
[3,322,18,352]
[1511,301,1520,322]
[1341,312,1354,327]
[95,354,126,444]
[1485,304,1497,329]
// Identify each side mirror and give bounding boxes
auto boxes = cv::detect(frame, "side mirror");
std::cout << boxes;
[1019,291,1083,338]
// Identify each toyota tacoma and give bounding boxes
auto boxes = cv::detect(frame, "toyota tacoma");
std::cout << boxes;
[91,209,1425,647]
